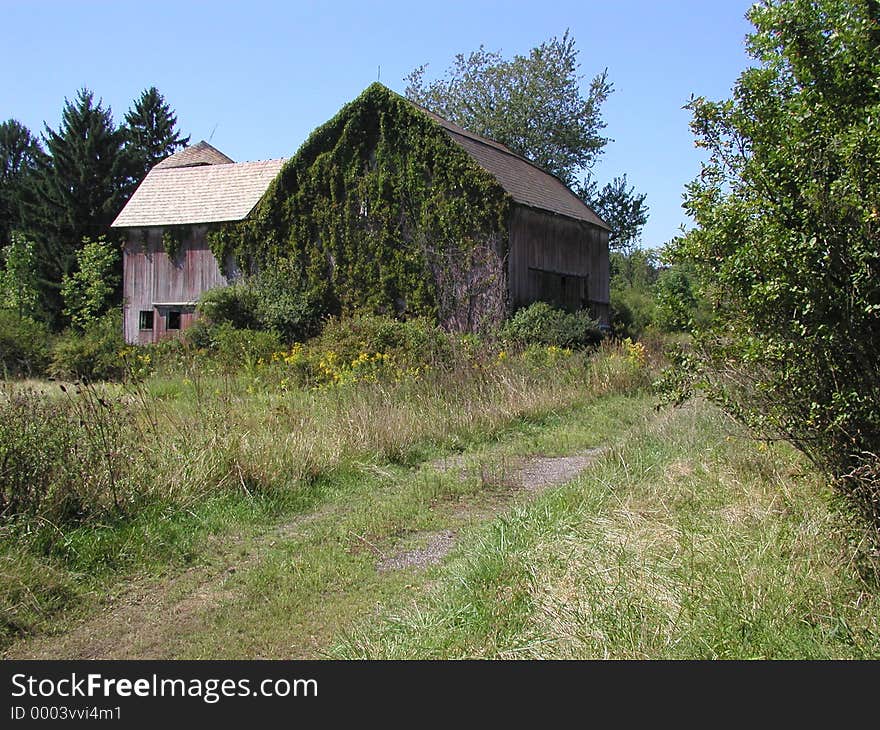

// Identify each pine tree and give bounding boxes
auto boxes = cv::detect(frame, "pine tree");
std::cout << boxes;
[21,89,129,321]
[0,119,42,248]
[578,174,649,253]
[124,87,190,180]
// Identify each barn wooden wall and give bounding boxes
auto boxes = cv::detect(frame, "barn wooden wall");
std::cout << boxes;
[122,207,610,344]
[507,206,610,324]
[122,226,229,344]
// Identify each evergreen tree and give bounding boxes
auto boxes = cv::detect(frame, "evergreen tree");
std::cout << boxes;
[21,89,129,322]
[0,119,42,248]
[578,174,649,253]
[123,86,190,180]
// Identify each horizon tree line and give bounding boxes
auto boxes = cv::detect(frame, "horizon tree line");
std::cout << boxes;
[0,87,189,326]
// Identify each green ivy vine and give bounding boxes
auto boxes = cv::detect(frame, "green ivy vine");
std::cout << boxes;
[162,225,192,261]
[207,83,512,322]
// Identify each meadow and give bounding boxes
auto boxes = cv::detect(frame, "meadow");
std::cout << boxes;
[1,320,877,659]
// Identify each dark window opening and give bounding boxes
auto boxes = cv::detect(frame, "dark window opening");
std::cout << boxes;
[139,310,154,330]
[167,310,181,330]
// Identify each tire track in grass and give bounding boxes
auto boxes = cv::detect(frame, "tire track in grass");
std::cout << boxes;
[5,396,651,659]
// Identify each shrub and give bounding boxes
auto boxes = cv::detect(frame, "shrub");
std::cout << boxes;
[667,0,880,531]
[501,302,602,349]
[181,318,215,350]
[250,259,323,343]
[49,310,126,382]
[653,264,710,333]
[610,285,656,339]
[197,284,260,331]
[197,259,324,344]
[209,323,282,371]
[0,311,51,377]
[312,313,453,369]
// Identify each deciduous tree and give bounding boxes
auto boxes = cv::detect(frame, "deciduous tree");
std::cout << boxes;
[60,236,120,330]
[0,232,40,319]
[405,31,612,186]
[667,0,880,530]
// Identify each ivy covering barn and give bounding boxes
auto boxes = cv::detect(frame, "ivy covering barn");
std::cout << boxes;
[112,83,609,344]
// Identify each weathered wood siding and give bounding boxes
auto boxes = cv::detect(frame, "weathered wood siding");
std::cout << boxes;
[507,206,610,324]
[122,226,228,344]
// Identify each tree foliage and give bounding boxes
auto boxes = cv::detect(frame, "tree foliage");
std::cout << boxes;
[60,236,120,331]
[0,119,42,248]
[666,0,880,529]
[198,257,324,344]
[578,173,649,252]
[0,233,40,319]
[405,31,612,186]
[124,86,190,181]
[2,86,186,328]
[21,89,129,321]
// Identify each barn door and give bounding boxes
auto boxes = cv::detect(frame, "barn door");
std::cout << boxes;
[528,267,588,312]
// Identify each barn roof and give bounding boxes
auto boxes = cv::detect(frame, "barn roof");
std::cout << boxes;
[417,106,609,230]
[153,140,234,169]
[111,152,285,228]
[112,91,608,231]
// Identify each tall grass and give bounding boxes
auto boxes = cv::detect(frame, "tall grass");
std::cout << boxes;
[0,338,652,646]
[333,401,880,659]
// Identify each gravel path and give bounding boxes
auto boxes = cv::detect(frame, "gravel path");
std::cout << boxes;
[377,447,607,571]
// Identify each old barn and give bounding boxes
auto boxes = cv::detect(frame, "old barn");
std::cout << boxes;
[111,142,285,343]
[112,84,609,343]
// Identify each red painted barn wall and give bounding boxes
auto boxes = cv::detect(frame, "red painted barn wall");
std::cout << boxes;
[122,226,230,344]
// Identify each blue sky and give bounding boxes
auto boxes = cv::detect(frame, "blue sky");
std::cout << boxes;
[1,0,754,249]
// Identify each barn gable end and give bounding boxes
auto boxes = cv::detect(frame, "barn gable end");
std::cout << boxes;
[111,83,610,343]
[209,83,609,330]
[111,145,284,344]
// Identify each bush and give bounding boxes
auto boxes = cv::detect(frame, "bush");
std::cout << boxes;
[49,310,126,382]
[312,313,453,368]
[501,302,602,349]
[250,259,323,343]
[197,284,260,331]
[667,0,880,531]
[197,259,324,344]
[0,311,51,377]
[610,285,656,339]
[208,323,282,371]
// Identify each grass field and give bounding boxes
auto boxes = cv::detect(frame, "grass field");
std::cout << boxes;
[2,341,878,659]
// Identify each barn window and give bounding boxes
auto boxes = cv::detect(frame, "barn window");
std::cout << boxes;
[139,310,154,330]
[167,310,182,330]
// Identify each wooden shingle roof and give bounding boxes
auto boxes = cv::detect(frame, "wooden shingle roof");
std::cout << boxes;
[418,107,609,230]
[111,155,285,228]
[153,140,234,169]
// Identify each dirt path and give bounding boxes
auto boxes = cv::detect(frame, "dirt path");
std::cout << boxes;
[376,448,606,572]
[4,445,609,659]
